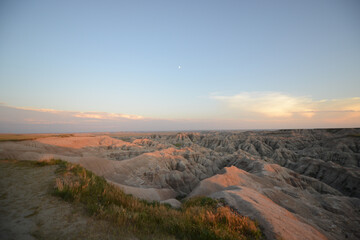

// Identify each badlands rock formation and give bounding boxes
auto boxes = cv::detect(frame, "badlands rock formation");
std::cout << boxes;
[0,129,359,240]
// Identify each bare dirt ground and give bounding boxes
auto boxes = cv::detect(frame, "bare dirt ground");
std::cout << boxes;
[0,160,135,240]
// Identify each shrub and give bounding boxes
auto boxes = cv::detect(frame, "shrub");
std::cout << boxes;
[34,159,66,167]
[173,143,184,148]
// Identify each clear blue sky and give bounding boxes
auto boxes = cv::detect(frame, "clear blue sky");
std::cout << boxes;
[0,0,359,132]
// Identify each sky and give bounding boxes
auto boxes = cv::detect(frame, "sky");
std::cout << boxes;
[0,0,359,133]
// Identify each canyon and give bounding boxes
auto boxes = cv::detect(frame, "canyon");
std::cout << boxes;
[0,129,359,240]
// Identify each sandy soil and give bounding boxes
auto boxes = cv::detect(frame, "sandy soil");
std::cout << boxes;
[0,160,135,240]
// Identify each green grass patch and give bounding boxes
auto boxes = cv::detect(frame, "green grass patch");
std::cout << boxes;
[11,159,67,168]
[0,137,36,142]
[182,195,224,209]
[348,134,360,138]
[0,133,74,142]
[173,143,184,148]
[52,161,263,240]
[33,159,67,167]
[1,159,68,168]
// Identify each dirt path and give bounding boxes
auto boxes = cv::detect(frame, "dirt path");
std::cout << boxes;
[0,160,135,240]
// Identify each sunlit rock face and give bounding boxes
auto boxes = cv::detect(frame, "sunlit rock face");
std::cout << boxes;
[1,129,359,240]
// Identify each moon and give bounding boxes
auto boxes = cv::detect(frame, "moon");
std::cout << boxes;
[178,65,181,69]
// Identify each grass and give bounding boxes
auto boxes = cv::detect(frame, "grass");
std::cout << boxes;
[49,160,263,240]
[33,159,66,167]
[7,159,67,168]
[173,143,184,148]
[348,134,360,138]
[0,135,37,142]
[0,133,74,142]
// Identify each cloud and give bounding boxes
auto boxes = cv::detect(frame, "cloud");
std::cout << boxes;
[74,112,144,120]
[13,106,63,114]
[0,96,359,133]
[213,92,360,119]
[0,103,235,133]
[10,105,144,120]
[316,98,360,112]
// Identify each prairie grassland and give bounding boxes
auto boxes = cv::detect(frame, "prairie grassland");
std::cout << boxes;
[0,133,74,142]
